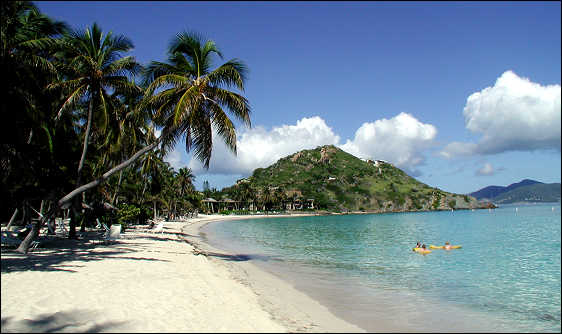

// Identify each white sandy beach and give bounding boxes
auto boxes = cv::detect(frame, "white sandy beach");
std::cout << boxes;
[1,214,365,333]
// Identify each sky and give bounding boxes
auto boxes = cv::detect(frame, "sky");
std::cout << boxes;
[36,1,561,194]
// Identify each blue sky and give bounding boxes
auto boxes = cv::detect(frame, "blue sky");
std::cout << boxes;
[36,1,561,194]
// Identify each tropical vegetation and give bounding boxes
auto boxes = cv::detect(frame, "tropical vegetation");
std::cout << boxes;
[1,1,251,253]
[219,145,490,213]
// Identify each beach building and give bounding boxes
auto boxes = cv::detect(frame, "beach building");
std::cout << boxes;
[202,198,218,213]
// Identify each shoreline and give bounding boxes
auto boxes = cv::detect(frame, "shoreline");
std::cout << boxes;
[178,213,366,332]
[1,214,364,333]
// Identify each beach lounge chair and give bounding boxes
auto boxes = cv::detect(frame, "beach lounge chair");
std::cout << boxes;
[149,222,165,234]
[1,231,40,250]
[55,218,69,236]
[99,224,121,245]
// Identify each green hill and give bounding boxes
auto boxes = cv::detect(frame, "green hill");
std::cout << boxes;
[492,183,561,204]
[222,145,492,212]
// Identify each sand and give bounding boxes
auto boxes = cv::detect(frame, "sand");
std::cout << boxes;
[1,214,365,333]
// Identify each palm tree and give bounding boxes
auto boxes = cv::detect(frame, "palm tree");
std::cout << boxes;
[2,1,68,121]
[101,86,150,206]
[2,1,72,240]
[17,30,252,253]
[50,23,141,182]
[141,31,251,168]
[177,167,195,198]
[47,22,141,238]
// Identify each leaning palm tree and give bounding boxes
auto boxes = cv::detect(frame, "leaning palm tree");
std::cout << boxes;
[47,22,141,238]
[50,22,142,183]
[17,30,251,253]
[141,31,251,168]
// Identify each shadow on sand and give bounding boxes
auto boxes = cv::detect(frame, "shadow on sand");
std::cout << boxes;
[0,233,170,274]
[1,309,129,333]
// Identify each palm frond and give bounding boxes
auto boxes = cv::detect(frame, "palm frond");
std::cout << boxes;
[209,103,237,155]
[173,85,198,125]
[207,59,247,91]
[210,87,251,127]
[55,84,88,120]
[104,56,141,77]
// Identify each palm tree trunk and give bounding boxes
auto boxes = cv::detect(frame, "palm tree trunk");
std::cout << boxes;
[141,181,148,198]
[16,139,161,254]
[77,99,94,180]
[112,170,124,205]
[6,208,19,230]
[70,99,94,239]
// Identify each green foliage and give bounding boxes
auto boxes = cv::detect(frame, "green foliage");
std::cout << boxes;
[448,200,456,209]
[218,145,469,213]
[117,203,141,230]
[432,192,442,210]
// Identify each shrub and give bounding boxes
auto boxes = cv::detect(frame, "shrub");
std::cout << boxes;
[117,204,141,230]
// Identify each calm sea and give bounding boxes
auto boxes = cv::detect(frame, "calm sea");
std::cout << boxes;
[202,203,561,332]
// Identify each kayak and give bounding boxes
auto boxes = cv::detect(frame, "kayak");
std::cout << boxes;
[413,247,431,254]
[429,245,462,250]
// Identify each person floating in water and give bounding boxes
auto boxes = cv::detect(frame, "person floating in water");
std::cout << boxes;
[444,241,452,250]
[415,241,421,248]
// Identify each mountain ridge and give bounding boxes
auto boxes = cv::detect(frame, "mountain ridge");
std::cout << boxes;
[470,179,561,204]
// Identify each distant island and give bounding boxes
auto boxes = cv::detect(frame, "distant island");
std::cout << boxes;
[220,145,494,213]
[469,179,561,204]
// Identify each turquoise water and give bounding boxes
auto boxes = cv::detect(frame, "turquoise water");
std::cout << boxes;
[202,203,561,332]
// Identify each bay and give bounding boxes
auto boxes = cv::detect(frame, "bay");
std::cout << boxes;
[202,203,561,332]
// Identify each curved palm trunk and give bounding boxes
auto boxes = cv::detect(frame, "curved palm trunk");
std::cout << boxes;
[78,99,94,180]
[6,208,19,230]
[112,169,124,205]
[69,99,94,239]
[16,139,161,254]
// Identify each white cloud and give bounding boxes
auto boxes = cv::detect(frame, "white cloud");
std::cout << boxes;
[338,112,438,176]
[179,113,438,181]
[441,70,561,158]
[164,146,185,170]
[188,116,340,175]
[476,162,495,176]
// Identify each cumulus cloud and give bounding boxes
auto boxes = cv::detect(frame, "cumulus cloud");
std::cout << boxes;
[164,145,185,170]
[339,112,438,176]
[475,162,495,176]
[441,70,561,158]
[182,113,438,179]
[188,116,340,175]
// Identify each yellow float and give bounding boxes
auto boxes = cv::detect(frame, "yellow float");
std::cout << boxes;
[412,247,432,254]
[429,244,462,250]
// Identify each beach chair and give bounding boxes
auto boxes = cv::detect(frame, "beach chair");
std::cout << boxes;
[102,222,110,235]
[100,224,121,245]
[1,231,40,250]
[55,218,69,236]
[149,222,165,234]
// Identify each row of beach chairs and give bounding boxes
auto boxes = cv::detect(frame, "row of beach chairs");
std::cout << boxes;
[1,216,171,250]
[1,230,40,250]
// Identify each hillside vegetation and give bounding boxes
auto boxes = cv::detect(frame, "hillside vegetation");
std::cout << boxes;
[223,145,491,212]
